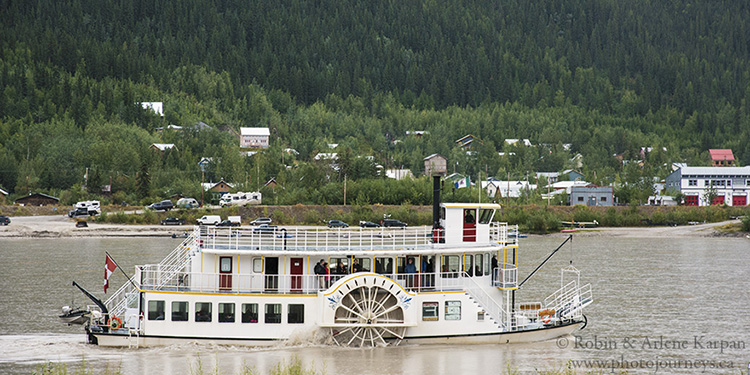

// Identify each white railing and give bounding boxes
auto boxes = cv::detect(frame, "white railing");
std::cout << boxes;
[490,222,517,245]
[544,280,593,320]
[139,269,495,296]
[196,226,436,252]
[492,263,518,289]
[461,272,509,329]
[106,233,198,318]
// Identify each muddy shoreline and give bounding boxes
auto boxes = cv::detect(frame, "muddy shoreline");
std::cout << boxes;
[0,215,745,239]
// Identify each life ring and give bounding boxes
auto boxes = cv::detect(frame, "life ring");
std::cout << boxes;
[538,309,555,324]
[108,316,122,330]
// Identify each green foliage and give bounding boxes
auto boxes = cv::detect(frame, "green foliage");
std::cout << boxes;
[742,216,750,232]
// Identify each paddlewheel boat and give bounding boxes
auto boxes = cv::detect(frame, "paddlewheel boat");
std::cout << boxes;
[72,202,592,348]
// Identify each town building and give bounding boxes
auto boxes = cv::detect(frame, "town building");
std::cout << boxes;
[570,186,614,207]
[424,154,447,176]
[385,169,414,180]
[240,127,270,149]
[14,192,60,206]
[666,166,750,206]
[709,149,735,167]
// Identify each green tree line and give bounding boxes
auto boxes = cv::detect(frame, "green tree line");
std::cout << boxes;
[1,0,749,205]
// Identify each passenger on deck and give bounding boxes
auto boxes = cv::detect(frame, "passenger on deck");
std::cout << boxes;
[335,261,347,275]
[315,259,327,289]
[352,259,362,273]
[404,257,417,288]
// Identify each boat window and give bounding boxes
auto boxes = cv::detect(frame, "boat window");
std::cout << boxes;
[195,302,212,322]
[241,303,258,323]
[265,304,281,324]
[464,209,476,224]
[478,209,493,224]
[464,255,474,276]
[219,303,235,323]
[475,254,483,276]
[288,304,304,324]
[445,301,461,320]
[375,257,393,274]
[352,257,371,272]
[484,253,490,276]
[253,258,263,273]
[422,302,439,321]
[441,255,460,276]
[171,301,188,321]
[148,300,165,321]
[330,258,350,275]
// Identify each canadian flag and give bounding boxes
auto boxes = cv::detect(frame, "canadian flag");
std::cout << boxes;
[104,254,117,293]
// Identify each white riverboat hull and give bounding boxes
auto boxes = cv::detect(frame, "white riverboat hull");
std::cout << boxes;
[88,321,583,347]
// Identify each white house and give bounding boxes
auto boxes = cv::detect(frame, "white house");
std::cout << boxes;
[150,143,176,152]
[141,102,164,116]
[666,166,750,206]
[481,180,536,198]
[385,169,414,180]
[240,127,270,149]
[504,139,532,147]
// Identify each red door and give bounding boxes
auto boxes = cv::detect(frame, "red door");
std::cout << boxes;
[685,195,699,206]
[711,196,725,206]
[733,195,747,206]
[219,256,232,291]
[290,257,303,291]
[463,209,476,242]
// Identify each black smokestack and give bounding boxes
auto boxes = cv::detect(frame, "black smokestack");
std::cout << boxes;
[433,175,441,229]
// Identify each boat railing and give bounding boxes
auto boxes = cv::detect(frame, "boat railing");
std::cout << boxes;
[461,271,509,329]
[105,233,198,319]
[490,223,517,245]
[195,225,438,252]
[491,263,518,289]
[139,269,490,295]
[543,280,593,320]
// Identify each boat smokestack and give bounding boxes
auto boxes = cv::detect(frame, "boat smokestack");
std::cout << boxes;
[433,175,441,229]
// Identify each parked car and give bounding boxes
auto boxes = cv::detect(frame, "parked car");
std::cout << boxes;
[253,224,279,233]
[68,207,90,218]
[176,197,199,209]
[161,217,185,225]
[196,215,222,225]
[381,219,407,228]
[146,200,174,211]
[216,219,240,227]
[249,217,272,226]
[327,220,349,228]
[0,216,10,225]
[359,220,380,228]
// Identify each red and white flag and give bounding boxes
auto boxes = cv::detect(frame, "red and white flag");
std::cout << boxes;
[104,254,117,293]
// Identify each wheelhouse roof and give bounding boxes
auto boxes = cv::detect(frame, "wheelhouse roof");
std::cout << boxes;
[441,203,502,209]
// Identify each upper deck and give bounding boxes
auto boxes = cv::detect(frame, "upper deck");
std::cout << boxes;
[197,222,516,255]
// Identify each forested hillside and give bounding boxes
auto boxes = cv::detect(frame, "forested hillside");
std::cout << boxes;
[1,0,749,205]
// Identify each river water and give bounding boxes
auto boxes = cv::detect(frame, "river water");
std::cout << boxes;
[0,235,748,374]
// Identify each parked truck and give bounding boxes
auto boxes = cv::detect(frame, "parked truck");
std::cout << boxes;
[219,192,262,207]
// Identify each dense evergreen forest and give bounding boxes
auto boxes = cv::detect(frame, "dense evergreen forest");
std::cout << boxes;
[1,0,749,205]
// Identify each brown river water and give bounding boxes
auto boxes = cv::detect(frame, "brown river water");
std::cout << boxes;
[0,235,749,374]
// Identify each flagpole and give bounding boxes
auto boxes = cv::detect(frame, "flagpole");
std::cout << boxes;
[106,251,139,290]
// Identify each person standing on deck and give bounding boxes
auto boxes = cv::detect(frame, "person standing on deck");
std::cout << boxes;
[315,259,326,290]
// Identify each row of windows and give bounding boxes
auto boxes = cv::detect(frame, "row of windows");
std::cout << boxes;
[251,254,494,276]
[686,179,750,187]
[148,301,304,324]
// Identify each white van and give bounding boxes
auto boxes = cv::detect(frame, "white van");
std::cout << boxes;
[196,215,221,225]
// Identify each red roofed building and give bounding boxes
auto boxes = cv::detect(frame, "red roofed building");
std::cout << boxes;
[709,149,735,167]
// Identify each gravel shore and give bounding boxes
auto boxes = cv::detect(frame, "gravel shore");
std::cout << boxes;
[0,215,745,238]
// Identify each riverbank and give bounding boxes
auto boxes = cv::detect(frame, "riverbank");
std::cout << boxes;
[0,214,744,239]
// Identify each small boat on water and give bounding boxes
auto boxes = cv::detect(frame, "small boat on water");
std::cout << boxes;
[560,220,598,228]
[66,185,592,348]
[59,306,90,325]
